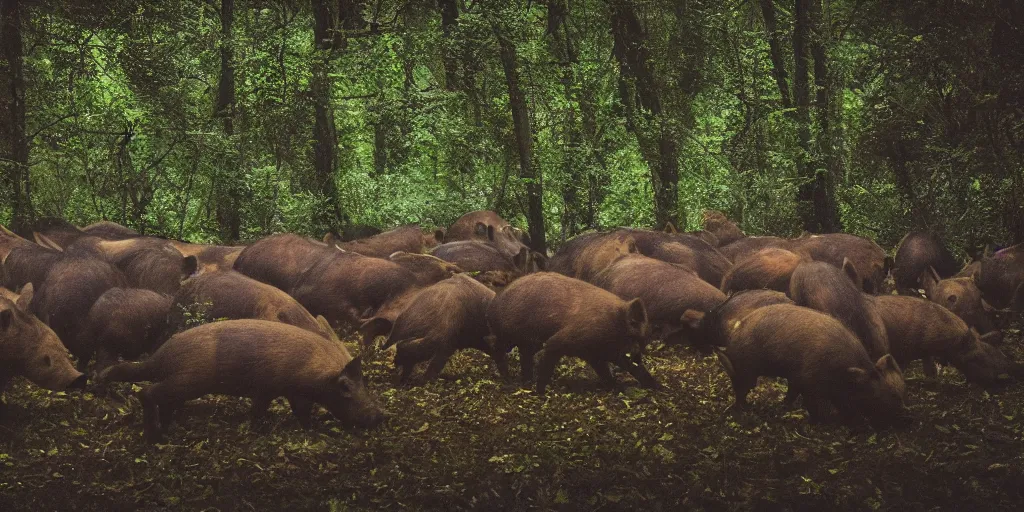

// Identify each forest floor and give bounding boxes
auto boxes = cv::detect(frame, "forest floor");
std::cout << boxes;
[2,325,1024,511]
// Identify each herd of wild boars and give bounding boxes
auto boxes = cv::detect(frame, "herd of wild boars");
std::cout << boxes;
[1,210,1023,442]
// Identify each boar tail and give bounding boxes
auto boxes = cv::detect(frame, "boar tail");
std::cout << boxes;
[713,347,736,378]
[97,360,154,384]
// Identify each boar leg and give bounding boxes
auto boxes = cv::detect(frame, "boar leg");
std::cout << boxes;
[729,375,756,408]
[397,363,416,385]
[287,395,314,428]
[611,354,661,390]
[421,348,456,382]
[92,348,118,378]
[586,358,617,387]
[250,395,273,426]
[519,345,539,383]
[140,378,195,442]
[783,384,802,406]
[922,357,938,378]
[74,351,92,373]
[534,348,564,394]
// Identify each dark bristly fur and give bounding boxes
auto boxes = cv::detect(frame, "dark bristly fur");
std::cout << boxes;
[720,248,803,294]
[78,288,172,373]
[233,233,337,293]
[892,232,960,293]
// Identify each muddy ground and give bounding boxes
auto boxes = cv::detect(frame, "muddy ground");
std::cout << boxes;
[1,326,1023,511]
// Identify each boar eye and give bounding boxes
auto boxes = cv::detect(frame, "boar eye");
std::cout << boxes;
[337,378,355,397]
[42,355,52,367]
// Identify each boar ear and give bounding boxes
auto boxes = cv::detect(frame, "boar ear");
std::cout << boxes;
[663,221,678,234]
[530,251,547,271]
[680,309,705,329]
[512,248,531,272]
[181,256,198,278]
[337,357,364,394]
[980,330,1004,347]
[432,229,445,244]
[323,231,341,246]
[316,315,340,342]
[625,298,648,328]
[921,266,941,296]
[34,233,63,252]
[841,258,859,285]
[874,354,901,374]
[15,282,33,311]
[846,367,871,385]
[359,317,392,346]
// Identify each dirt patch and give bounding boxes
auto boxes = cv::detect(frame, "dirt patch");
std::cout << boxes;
[2,326,1023,511]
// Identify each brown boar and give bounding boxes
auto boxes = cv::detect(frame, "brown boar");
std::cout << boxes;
[486,272,656,393]
[233,233,337,292]
[975,244,1024,312]
[716,304,905,425]
[31,257,129,367]
[387,252,462,286]
[431,241,532,274]
[445,210,530,260]
[546,232,638,282]
[720,248,804,294]
[169,271,332,340]
[648,241,733,287]
[325,224,445,258]
[921,267,1005,335]
[892,232,960,293]
[679,290,793,352]
[718,236,787,263]
[591,255,726,344]
[702,210,745,247]
[77,288,172,374]
[2,243,64,291]
[290,251,419,332]
[789,260,890,359]
[26,217,88,248]
[98,319,384,442]
[871,294,1014,388]
[66,236,198,295]
[81,220,140,240]
[367,275,500,384]
[0,223,34,261]
[1,286,87,416]
[169,241,245,273]
[787,233,891,294]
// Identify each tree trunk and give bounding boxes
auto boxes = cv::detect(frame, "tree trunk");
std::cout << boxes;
[214,0,241,242]
[809,0,842,233]
[310,0,343,230]
[496,29,547,254]
[0,0,32,232]
[759,0,792,109]
[437,0,461,91]
[548,0,582,241]
[610,1,680,229]
[793,0,817,232]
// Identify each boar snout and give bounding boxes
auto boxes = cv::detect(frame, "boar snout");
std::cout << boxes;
[67,373,88,390]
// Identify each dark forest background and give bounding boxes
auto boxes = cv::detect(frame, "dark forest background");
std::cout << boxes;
[2,0,1023,255]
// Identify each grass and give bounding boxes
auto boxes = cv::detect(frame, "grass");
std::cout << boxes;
[1,326,1023,511]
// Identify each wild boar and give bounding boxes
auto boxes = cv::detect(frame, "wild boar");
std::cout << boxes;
[445,210,530,260]
[615,228,733,286]
[77,288,172,374]
[64,236,198,295]
[325,224,445,258]
[168,271,333,340]
[975,244,1024,312]
[233,233,337,293]
[486,272,656,393]
[716,304,905,425]
[679,290,794,352]
[546,232,638,282]
[702,210,745,247]
[387,252,462,287]
[871,295,1015,388]
[787,233,891,294]
[290,251,419,332]
[431,241,531,274]
[718,236,787,263]
[921,266,1005,335]
[365,275,499,384]
[892,232,960,293]
[82,220,140,240]
[720,248,804,294]
[0,284,87,416]
[2,243,64,291]
[591,255,726,344]
[169,240,245,273]
[98,319,385,442]
[25,217,88,248]
[789,260,890,359]
[31,257,129,367]
[0,223,34,261]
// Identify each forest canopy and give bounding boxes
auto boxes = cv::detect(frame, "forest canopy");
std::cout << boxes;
[1,0,1023,254]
